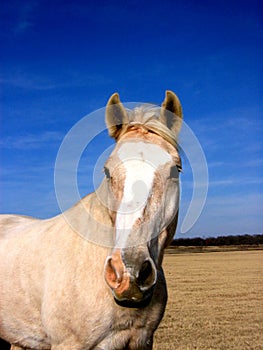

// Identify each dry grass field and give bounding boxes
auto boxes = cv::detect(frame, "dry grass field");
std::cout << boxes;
[154,250,263,350]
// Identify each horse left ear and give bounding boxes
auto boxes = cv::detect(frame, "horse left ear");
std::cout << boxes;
[160,90,183,135]
[106,93,129,140]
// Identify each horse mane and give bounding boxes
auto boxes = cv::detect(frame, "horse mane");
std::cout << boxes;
[118,105,180,150]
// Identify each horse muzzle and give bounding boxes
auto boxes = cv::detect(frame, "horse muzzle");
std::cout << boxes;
[104,249,157,308]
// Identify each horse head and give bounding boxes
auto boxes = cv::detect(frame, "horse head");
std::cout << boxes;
[103,91,182,307]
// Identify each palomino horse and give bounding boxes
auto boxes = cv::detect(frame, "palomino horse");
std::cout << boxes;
[0,91,182,350]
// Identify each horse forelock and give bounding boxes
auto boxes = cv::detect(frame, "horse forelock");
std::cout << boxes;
[117,105,180,151]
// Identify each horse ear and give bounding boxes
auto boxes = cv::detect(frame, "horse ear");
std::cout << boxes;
[105,93,129,140]
[160,90,183,135]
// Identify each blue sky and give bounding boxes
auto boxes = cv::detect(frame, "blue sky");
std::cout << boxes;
[1,0,262,238]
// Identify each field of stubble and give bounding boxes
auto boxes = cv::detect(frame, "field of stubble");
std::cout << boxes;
[153,250,263,350]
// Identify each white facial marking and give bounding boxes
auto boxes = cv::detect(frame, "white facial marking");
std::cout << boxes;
[116,142,171,248]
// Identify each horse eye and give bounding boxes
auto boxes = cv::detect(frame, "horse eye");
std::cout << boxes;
[170,165,179,178]
[104,167,111,179]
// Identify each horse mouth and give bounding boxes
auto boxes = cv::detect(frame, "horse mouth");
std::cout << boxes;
[113,288,154,308]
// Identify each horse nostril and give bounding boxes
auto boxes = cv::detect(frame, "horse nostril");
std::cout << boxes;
[104,257,120,288]
[137,259,157,290]
[104,254,131,296]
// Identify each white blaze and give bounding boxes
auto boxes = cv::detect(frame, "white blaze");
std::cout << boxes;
[116,142,171,248]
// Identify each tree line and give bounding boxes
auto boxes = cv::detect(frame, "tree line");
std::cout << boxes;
[171,234,263,247]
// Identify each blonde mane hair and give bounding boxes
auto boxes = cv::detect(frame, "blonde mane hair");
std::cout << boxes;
[118,105,180,150]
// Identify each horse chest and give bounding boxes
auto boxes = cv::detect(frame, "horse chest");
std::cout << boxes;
[97,311,153,349]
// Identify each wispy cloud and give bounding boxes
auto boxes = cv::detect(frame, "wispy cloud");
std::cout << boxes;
[190,105,262,135]
[209,177,263,187]
[0,73,59,90]
[207,161,225,168]
[178,191,263,237]
[1,1,38,36]
[0,69,111,91]
[205,192,263,220]
[245,158,263,167]
[181,176,263,192]
[14,1,38,35]
[0,131,63,150]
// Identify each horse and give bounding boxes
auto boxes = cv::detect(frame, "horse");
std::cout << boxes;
[0,90,182,350]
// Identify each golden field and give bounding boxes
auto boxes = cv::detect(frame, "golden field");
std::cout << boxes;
[154,250,263,350]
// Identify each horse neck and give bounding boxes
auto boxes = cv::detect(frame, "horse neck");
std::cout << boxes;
[61,184,114,248]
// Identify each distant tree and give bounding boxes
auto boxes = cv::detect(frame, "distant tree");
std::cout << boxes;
[172,234,263,246]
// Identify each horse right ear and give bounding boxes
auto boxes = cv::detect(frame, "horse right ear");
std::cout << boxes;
[160,90,183,135]
[105,93,129,140]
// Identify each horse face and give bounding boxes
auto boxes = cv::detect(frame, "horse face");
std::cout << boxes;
[103,132,180,307]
